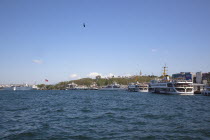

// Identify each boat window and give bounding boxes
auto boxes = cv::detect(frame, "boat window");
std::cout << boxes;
[175,88,185,92]
[167,83,173,87]
[186,89,192,92]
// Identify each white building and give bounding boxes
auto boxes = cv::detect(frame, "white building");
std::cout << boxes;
[196,72,202,84]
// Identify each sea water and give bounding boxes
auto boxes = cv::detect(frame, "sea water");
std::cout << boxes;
[0,90,209,139]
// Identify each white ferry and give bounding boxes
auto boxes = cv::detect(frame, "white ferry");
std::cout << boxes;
[99,82,125,91]
[149,79,194,95]
[149,66,194,95]
[128,82,148,92]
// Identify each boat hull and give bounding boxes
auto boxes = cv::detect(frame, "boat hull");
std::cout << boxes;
[149,85,194,95]
[128,88,148,92]
[98,88,126,91]
[152,92,194,95]
[149,89,194,95]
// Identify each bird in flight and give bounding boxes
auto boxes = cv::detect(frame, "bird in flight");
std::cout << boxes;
[83,23,85,27]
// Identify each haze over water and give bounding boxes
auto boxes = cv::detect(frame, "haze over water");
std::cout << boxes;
[1,90,209,139]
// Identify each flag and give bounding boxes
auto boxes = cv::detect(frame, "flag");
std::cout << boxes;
[45,79,48,82]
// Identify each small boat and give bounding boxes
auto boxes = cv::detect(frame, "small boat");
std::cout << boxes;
[128,82,148,92]
[99,82,125,91]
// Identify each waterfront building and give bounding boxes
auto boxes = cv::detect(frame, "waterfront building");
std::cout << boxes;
[67,82,78,89]
[89,82,98,90]
[202,72,210,84]
[172,72,194,82]
[196,72,202,84]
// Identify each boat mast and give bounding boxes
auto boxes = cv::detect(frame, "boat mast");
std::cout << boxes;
[162,65,168,77]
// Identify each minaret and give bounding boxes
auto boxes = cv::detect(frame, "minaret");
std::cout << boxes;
[140,70,142,77]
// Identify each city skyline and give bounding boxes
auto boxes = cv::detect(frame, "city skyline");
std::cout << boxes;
[0,0,210,84]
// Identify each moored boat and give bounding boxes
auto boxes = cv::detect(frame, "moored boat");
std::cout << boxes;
[128,82,148,92]
[149,66,194,95]
[149,79,194,95]
[99,82,126,91]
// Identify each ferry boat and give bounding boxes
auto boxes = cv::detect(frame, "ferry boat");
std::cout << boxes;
[128,82,148,92]
[66,82,89,90]
[201,86,210,96]
[99,82,126,91]
[149,79,194,95]
[149,66,194,95]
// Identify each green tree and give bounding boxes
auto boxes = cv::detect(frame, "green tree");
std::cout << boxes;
[37,84,46,90]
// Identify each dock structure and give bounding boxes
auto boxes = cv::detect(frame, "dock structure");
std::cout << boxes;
[202,86,210,96]
[193,83,205,94]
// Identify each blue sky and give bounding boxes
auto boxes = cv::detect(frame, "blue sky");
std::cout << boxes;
[0,0,210,84]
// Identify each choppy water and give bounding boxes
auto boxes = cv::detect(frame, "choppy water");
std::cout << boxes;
[0,90,209,140]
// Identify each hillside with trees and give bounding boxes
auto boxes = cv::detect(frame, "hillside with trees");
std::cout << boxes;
[37,75,157,90]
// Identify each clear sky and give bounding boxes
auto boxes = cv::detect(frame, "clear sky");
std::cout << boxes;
[0,0,210,84]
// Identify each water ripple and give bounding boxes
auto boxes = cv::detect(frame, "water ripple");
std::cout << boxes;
[0,90,209,139]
